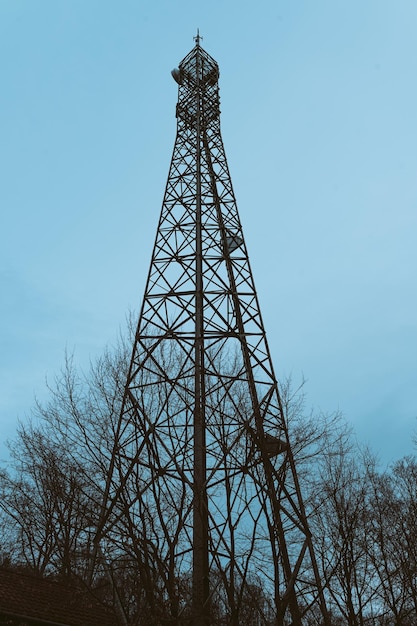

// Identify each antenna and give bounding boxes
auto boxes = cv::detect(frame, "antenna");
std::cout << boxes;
[93,40,330,626]
[194,28,202,45]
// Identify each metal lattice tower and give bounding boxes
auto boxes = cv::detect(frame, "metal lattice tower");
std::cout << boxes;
[98,37,329,626]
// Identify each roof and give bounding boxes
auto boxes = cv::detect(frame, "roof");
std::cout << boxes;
[0,568,117,626]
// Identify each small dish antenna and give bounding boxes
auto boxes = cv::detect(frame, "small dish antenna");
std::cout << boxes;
[171,68,182,84]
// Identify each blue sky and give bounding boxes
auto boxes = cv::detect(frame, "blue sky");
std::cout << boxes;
[1,0,416,465]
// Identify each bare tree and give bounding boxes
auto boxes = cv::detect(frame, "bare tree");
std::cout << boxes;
[0,424,95,578]
[310,433,380,625]
[6,328,415,624]
[366,457,417,624]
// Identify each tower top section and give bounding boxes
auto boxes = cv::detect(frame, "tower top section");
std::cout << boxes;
[171,40,220,130]
[172,42,219,89]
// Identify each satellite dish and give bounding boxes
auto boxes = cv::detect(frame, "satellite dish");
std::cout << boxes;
[171,68,182,85]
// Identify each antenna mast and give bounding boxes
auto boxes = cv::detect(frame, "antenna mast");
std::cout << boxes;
[97,39,330,626]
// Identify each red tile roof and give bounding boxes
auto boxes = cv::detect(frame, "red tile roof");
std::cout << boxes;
[0,568,117,626]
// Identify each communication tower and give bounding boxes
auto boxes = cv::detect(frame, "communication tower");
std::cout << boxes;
[98,36,329,626]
